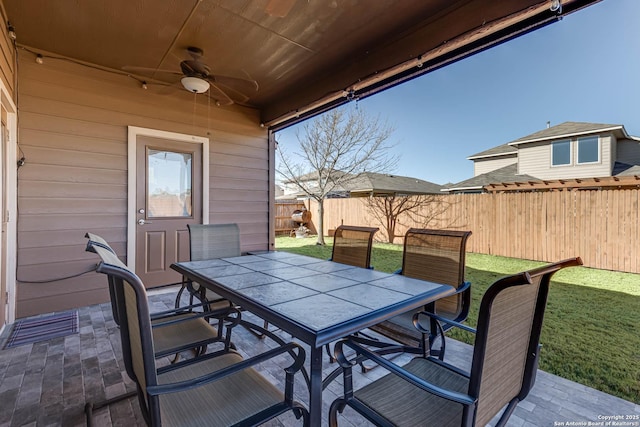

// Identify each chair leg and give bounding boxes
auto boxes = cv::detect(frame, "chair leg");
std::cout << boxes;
[427,328,447,361]
[325,343,335,363]
[241,319,267,339]
[174,283,187,309]
[85,390,137,427]
[329,398,347,427]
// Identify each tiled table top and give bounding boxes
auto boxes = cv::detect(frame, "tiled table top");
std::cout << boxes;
[172,251,454,347]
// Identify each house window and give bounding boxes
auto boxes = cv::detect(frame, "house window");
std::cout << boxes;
[577,136,599,164]
[551,140,571,166]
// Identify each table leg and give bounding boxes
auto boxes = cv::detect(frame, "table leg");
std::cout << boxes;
[309,345,323,426]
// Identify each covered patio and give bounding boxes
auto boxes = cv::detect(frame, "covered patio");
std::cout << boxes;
[1,287,638,426]
[0,0,604,323]
[1,0,633,426]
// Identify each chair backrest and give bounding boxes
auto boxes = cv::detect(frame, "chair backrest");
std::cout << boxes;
[188,223,241,261]
[468,257,582,426]
[401,228,472,320]
[85,232,117,254]
[331,225,379,269]
[88,242,161,423]
[85,233,123,326]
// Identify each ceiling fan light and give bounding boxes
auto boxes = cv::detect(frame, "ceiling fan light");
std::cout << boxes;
[181,76,210,93]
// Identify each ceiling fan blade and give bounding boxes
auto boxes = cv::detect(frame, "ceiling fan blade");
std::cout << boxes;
[213,81,251,104]
[208,82,234,106]
[154,81,180,95]
[122,65,182,76]
[210,74,259,92]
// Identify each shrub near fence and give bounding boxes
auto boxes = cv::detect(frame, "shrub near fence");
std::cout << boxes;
[295,188,640,274]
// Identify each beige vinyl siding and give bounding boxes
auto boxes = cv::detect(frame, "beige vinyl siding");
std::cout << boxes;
[0,23,14,96]
[16,57,268,317]
[518,134,613,180]
[473,155,517,176]
[617,138,640,165]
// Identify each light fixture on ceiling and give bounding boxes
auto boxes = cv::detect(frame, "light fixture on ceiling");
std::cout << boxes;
[181,76,210,93]
[35,54,43,64]
[550,0,562,13]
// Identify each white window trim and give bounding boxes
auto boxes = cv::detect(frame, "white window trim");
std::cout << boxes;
[551,139,572,167]
[576,135,601,165]
[127,126,209,271]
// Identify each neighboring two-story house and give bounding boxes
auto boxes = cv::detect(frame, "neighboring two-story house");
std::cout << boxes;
[444,122,640,193]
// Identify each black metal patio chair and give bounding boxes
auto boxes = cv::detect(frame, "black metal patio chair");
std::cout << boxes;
[325,225,379,361]
[174,223,240,310]
[366,228,472,362]
[329,257,582,427]
[176,223,271,338]
[330,225,379,269]
[87,242,309,426]
[84,233,238,424]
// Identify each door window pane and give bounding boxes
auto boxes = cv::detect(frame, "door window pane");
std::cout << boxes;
[552,140,571,166]
[577,136,599,164]
[147,149,193,218]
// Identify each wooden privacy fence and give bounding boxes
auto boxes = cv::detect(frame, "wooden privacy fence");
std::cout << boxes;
[295,189,640,274]
[275,200,307,235]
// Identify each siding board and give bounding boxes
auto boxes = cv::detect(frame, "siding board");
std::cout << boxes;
[19,111,126,140]
[19,198,127,215]
[18,146,126,170]
[211,152,268,169]
[19,228,126,249]
[18,213,127,231]
[19,181,126,199]
[0,28,15,95]
[19,127,126,155]
[473,156,517,176]
[18,164,126,184]
[212,164,268,181]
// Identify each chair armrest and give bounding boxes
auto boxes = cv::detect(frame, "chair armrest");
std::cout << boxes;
[413,310,477,335]
[151,306,241,329]
[150,301,223,319]
[147,342,306,396]
[335,338,476,406]
[451,280,471,295]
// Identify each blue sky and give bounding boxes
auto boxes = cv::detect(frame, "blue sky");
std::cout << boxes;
[275,0,640,185]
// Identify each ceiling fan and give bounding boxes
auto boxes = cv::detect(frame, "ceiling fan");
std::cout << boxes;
[124,46,259,106]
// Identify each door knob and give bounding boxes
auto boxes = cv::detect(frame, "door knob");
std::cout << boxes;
[138,219,152,225]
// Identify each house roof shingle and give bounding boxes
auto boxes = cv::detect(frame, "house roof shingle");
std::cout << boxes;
[282,171,442,198]
[444,164,539,192]
[468,143,518,160]
[613,162,640,177]
[508,121,626,145]
[348,172,443,195]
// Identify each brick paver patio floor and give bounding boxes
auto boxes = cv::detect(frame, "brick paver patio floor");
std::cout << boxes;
[1,287,638,426]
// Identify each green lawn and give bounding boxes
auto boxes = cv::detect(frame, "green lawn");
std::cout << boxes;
[276,236,640,404]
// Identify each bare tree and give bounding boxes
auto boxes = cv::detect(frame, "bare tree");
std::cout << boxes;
[365,194,455,243]
[277,107,397,245]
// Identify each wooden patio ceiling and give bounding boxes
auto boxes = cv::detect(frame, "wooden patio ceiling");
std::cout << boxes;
[3,0,601,129]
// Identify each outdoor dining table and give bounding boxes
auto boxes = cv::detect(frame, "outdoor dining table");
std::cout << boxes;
[171,251,455,426]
